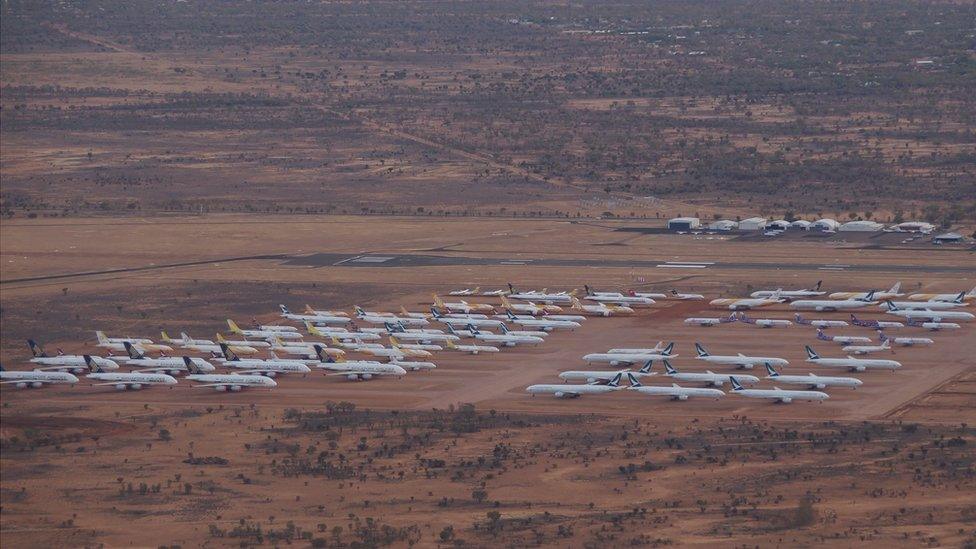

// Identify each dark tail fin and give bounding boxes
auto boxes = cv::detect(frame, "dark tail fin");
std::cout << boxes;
[608,373,622,387]
[638,359,653,374]
[123,341,144,360]
[83,354,101,373]
[183,356,201,374]
[765,362,778,376]
[663,359,677,375]
[219,343,239,361]
[626,372,642,387]
[694,343,708,357]
[729,376,744,391]
[662,342,675,356]
[27,339,47,358]
[804,345,819,360]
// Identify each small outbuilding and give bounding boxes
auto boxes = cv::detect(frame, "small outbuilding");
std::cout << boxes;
[668,217,701,231]
[767,220,791,231]
[932,232,964,244]
[738,217,767,231]
[811,218,841,232]
[708,219,738,231]
[839,220,884,232]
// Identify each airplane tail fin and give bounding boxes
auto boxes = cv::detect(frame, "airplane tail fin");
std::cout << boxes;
[305,321,321,337]
[354,306,366,317]
[626,372,642,388]
[279,304,290,315]
[26,339,47,358]
[183,356,201,375]
[395,321,407,332]
[304,304,316,314]
[445,339,457,350]
[83,354,101,373]
[725,312,737,323]
[662,342,675,356]
[694,343,708,357]
[123,341,143,360]
[95,331,109,344]
[765,362,778,377]
[794,313,807,324]
[219,343,239,362]
[804,345,820,360]
[889,282,901,295]
[884,300,898,311]
[313,344,331,363]
[227,319,243,334]
[607,373,622,387]
[429,307,442,319]
[389,335,401,348]
[663,359,677,375]
[215,333,228,343]
[384,322,395,334]
[638,359,653,374]
[499,323,510,334]
[729,376,744,391]
[862,290,876,302]
[400,305,412,317]
[816,329,829,341]
[968,286,976,297]
[432,294,445,307]
[584,284,592,296]
[814,280,822,291]
[505,309,517,321]
[161,331,175,343]
[953,292,966,304]
[466,323,480,334]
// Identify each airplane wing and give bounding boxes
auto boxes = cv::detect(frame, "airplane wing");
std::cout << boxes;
[1,379,55,384]
[189,383,231,388]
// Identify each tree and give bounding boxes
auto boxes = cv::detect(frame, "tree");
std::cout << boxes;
[472,489,488,504]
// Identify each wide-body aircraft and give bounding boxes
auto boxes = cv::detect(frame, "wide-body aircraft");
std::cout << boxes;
[829,282,902,300]
[662,360,759,386]
[764,364,861,389]
[908,288,975,303]
[694,343,788,370]
[1,366,78,389]
[27,340,119,372]
[526,373,623,398]
[729,377,828,403]
[804,346,901,372]
[626,373,725,400]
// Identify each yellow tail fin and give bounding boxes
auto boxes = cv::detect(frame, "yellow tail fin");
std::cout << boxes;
[227,319,242,334]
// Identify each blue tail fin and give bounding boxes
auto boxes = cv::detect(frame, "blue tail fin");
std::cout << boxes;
[765,362,778,376]
[662,342,675,356]
[638,359,653,374]
[694,343,708,357]
[27,339,47,358]
[729,376,744,391]
[804,345,819,360]
[663,359,677,375]
[608,373,622,387]
[626,372,642,387]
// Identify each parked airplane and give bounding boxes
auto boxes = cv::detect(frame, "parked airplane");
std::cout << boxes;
[185,371,277,391]
[498,324,549,339]
[1,365,78,389]
[227,319,304,340]
[582,343,676,366]
[841,338,891,355]
[794,314,848,328]
[662,360,759,386]
[481,288,510,297]
[790,291,877,312]
[607,341,666,354]
[816,329,872,345]
[559,360,656,384]
[161,331,214,346]
[430,308,505,329]
[583,286,655,306]
[27,339,119,373]
[736,313,792,328]
[357,340,433,360]
[882,301,974,322]
[709,292,783,311]
[388,336,442,352]
[354,307,431,327]
[525,373,623,398]
[121,342,215,374]
[306,323,382,341]
[448,287,480,296]
[444,339,500,355]
[217,348,311,377]
[751,281,824,300]
[465,324,543,346]
[684,313,737,327]
[383,322,459,344]
[180,334,259,356]
[729,376,828,403]
[626,373,725,400]
[908,288,976,303]
[303,305,349,317]
[628,290,668,300]
[850,314,904,329]
[500,296,562,315]
[878,300,966,311]
[317,355,406,380]
[506,284,575,304]
[694,343,789,370]
[804,346,901,372]
[389,360,437,372]
[504,310,580,331]
[905,318,960,331]
[877,332,933,347]
[433,294,495,314]
[96,331,173,354]
[764,363,861,389]
[669,289,705,300]
[279,304,351,324]
[84,356,178,390]
[829,282,902,300]
[571,297,633,317]
[269,336,344,359]
[215,333,271,348]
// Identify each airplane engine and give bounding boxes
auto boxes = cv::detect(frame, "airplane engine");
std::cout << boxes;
[230,385,242,392]
[677,395,688,401]
[554,392,565,398]
[130,383,143,390]
[115,383,127,391]
[15,382,28,389]
[362,373,373,380]
[265,372,277,377]
[215,386,227,391]
[31,381,43,388]
[815,384,826,389]
[780,397,792,404]
[505,342,516,347]
[609,361,619,367]
[347,374,359,381]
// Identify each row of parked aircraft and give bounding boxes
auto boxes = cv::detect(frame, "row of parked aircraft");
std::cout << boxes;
[710,282,976,313]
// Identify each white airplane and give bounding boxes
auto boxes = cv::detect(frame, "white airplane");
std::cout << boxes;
[481,288,510,297]
[850,314,904,330]
[120,342,216,374]
[804,346,901,372]
[181,334,260,356]
[382,322,460,344]
[583,286,655,306]
[736,313,792,328]
[506,284,575,304]
[389,338,442,352]
[830,282,902,300]
[668,289,705,300]
[878,300,965,311]
[464,324,543,346]
[26,339,119,373]
[526,373,624,398]
[268,337,345,360]
[217,350,311,377]
[570,297,633,317]
[694,343,789,370]
[354,307,431,327]
[161,331,214,346]
[355,340,433,360]
[878,332,933,347]
[729,376,828,403]
[790,291,877,312]
[628,290,668,300]
[444,339,500,355]
[433,294,495,314]
[498,324,549,339]
[84,356,178,390]
[794,314,848,328]
[186,371,277,391]
[582,343,676,366]
[279,304,351,324]
[390,359,437,372]
[905,318,960,331]
[607,341,667,354]
[428,308,501,329]
[306,323,382,341]
[816,329,872,345]
[559,360,656,384]
[1,365,79,389]
[256,324,299,333]
[500,295,562,315]
[504,310,580,331]
[908,288,976,303]
[302,304,350,317]
[215,333,271,348]
[96,331,172,354]
[883,301,974,322]
[448,287,480,296]
[227,319,304,340]
[709,292,783,311]
[764,363,861,389]
[317,355,406,380]
[626,373,725,401]
[751,281,824,300]
[661,360,759,386]
[841,338,891,355]
[684,313,737,327]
